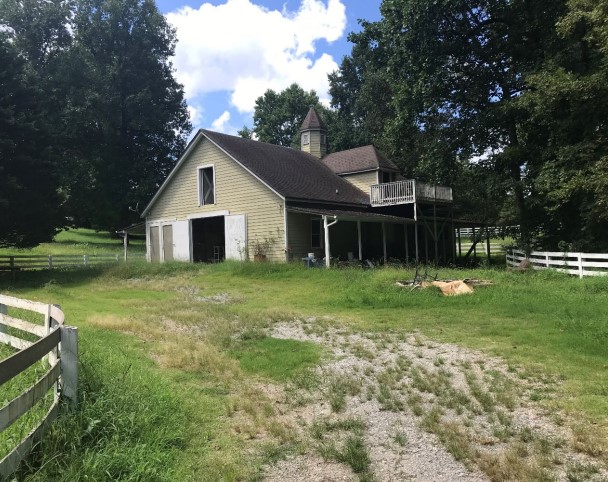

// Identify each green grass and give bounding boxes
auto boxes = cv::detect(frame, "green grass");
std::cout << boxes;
[228,336,322,381]
[1,244,608,479]
[0,228,145,256]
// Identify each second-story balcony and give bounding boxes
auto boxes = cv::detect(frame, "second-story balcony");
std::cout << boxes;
[370,180,453,207]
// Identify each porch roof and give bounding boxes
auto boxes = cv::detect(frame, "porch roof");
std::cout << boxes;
[286,206,412,224]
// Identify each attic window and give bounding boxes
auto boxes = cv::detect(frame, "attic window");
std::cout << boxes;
[198,166,215,205]
[302,132,310,145]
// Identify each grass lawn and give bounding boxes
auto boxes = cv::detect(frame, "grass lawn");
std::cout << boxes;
[0,228,145,256]
[0,238,607,480]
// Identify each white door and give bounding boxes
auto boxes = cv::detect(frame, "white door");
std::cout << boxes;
[173,220,191,261]
[224,214,247,260]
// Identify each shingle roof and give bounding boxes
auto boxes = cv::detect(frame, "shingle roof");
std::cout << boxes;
[300,107,326,131]
[201,130,369,205]
[322,145,400,174]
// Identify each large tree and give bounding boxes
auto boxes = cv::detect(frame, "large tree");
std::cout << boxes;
[0,34,64,247]
[59,0,191,230]
[521,0,608,250]
[330,0,569,245]
[242,84,324,148]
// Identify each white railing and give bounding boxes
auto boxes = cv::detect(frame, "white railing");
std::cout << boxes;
[0,295,78,479]
[506,249,608,278]
[370,180,452,207]
[370,180,415,206]
[416,182,453,202]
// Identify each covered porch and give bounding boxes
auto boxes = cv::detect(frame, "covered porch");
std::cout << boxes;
[286,207,415,267]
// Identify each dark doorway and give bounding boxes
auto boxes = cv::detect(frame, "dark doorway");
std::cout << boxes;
[192,216,225,263]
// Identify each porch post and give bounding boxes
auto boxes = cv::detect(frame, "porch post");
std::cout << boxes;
[414,202,420,264]
[324,216,331,268]
[404,224,409,262]
[382,222,387,265]
[356,220,363,261]
[457,227,462,257]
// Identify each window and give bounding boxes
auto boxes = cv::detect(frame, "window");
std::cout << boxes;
[311,219,322,248]
[302,132,310,145]
[198,166,215,205]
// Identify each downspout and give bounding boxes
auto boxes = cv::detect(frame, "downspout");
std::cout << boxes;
[323,215,338,268]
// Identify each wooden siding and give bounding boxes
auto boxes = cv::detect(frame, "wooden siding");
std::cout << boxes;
[287,212,325,261]
[301,130,326,159]
[147,137,285,262]
[341,171,378,196]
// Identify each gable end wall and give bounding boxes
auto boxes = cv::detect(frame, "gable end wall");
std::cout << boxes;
[147,137,285,261]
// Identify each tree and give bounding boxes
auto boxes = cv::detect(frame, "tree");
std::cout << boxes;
[520,0,608,250]
[330,0,569,245]
[57,0,191,230]
[0,34,64,247]
[247,84,323,148]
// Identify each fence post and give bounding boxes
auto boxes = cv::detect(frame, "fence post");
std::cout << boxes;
[83,255,88,267]
[60,326,78,407]
[0,303,6,334]
[577,253,584,279]
[48,255,53,269]
[545,253,549,268]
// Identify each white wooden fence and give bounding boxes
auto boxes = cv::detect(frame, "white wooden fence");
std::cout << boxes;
[0,253,144,271]
[0,295,78,479]
[506,249,608,278]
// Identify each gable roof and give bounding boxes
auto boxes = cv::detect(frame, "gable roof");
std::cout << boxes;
[143,130,370,216]
[300,107,326,131]
[322,145,400,175]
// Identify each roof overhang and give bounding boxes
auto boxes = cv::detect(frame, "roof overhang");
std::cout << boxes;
[286,206,413,224]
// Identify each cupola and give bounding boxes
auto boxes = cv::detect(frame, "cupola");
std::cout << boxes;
[300,107,327,158]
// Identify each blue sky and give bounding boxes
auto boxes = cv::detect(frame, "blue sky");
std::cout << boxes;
[156,0,382,135]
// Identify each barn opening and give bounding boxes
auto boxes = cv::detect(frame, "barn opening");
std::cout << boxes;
[192,216,225,263]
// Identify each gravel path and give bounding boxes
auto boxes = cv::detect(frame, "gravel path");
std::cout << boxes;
[260,319,607,482]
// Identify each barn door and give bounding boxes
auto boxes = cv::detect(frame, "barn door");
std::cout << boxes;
[162,225,174,261]
[172,220,191,261]
[149,226,160,262]
[224,214,247,260]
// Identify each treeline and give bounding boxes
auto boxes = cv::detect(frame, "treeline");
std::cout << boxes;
[243,0,608,252]
[0,0,191,247]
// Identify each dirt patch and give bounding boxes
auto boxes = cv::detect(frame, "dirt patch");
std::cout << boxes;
[260,320,607,482]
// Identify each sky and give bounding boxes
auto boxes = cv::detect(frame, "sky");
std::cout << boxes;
[155,0,383,135]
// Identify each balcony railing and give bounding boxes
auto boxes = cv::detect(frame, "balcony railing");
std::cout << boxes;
[370,180,452,207]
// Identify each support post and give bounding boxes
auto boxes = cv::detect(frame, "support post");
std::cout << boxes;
[60,326,79,407]
[324,216,330,268]
[382,222,387,265]
[124,232,129,262]
[357,220,362,261]
[414,202,419,264]
[433,202,439,264]
[457,227,462,257]
[424,225,429,263]
[472,227,477,259]
[486,227,491,264]
[404,224,409,263]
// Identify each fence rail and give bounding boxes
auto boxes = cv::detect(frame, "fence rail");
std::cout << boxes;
[0,253,144,271]
[0,295,78,479]
[506,249,608,278]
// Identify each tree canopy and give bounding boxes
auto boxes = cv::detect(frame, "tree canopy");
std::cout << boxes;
[0,0,190,245]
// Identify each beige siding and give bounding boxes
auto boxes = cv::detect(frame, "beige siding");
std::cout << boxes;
[301,130,326,159]
[147,137,285,262]
[287,212,325,261]
[341,171,378,196]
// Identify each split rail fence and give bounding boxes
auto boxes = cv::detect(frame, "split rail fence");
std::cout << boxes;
[0,295,78,479]
[506,249,608,278]
[0,253,144,272]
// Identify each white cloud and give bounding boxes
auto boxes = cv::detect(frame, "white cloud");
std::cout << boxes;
[210,110,237,134]
[166,0,346,113]
[187,104,203,125]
